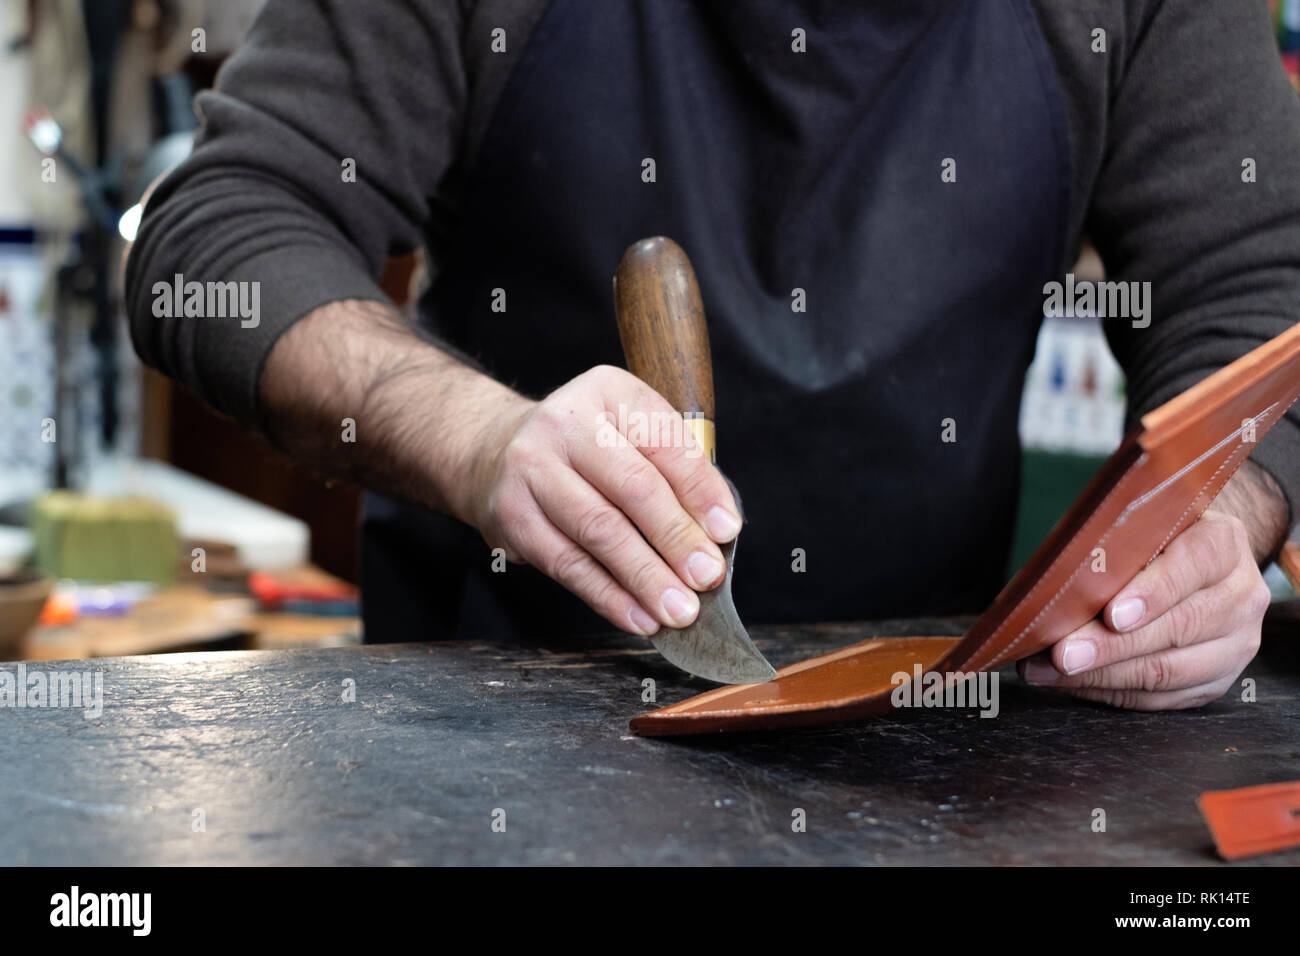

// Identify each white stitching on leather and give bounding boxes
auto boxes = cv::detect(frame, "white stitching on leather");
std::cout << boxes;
[977,398,1293,671]
[967,452,1149,670]
[1117,404,1277,524]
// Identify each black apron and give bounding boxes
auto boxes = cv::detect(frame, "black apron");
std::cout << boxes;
[362,0,1070,643]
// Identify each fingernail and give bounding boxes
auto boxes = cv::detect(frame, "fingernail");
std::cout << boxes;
[705,506,741,542]
[1023,658,1060,685]
[1061,640,1097,675]
[661,588,698,627]
[687,550,724,588]
[628,605,659,636]
[1110,597,1145,631]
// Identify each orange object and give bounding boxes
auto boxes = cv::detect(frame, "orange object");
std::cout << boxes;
[1198,781,1300,860]
[36,591,77,627]
[247,570,357,610]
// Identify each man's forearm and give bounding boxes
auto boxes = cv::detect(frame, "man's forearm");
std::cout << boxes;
[258,300,530,524]
[257,299,745,637]
[1213,459,1291,564]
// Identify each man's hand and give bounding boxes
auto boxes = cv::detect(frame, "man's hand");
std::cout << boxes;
[259,302,740,638]
[1019,461,1289,709]
[460,365,741,637]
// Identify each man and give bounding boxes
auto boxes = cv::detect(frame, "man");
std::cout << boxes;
[126,0,1299,710]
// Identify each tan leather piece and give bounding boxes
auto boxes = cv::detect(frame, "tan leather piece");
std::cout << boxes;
[634,637,959,733]
[1198,781,1300,860]
[632,322,1300,736]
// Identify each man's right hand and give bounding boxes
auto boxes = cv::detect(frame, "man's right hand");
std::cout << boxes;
[260,304,740,637]
[455,365,742,636]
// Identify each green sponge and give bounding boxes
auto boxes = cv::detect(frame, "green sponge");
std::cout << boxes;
[31,492,178,586]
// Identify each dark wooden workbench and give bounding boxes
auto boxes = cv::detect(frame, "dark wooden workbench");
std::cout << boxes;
[2,610,1298,866]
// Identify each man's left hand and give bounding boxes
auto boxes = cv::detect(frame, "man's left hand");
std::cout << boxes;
[1018,461,1289,710]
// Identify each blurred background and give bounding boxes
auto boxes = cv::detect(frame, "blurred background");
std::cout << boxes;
[0,0,364,661]
[0,0,1296,661]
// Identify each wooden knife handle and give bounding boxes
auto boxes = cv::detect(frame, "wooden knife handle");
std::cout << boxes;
[613,237,717,461]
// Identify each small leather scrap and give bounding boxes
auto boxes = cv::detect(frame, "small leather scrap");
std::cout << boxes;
[633,320,1300,735]
[1198,781,1300,861]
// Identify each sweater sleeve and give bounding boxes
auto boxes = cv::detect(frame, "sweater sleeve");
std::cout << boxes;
[123,0,468,431]
[1088,0,1300,529]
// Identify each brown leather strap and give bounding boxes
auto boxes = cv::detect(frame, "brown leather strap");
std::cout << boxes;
[634,321,1300,735]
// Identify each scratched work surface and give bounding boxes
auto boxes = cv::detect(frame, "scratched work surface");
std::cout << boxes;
[1,609,1298,866]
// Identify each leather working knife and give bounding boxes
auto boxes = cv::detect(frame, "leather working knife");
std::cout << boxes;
[612,237,776,685]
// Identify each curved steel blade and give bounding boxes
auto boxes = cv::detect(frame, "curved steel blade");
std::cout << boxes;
[649,530,775,684]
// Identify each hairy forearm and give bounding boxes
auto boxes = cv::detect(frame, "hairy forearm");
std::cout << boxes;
[1213,459,1291,564]
[258,300,529,523]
